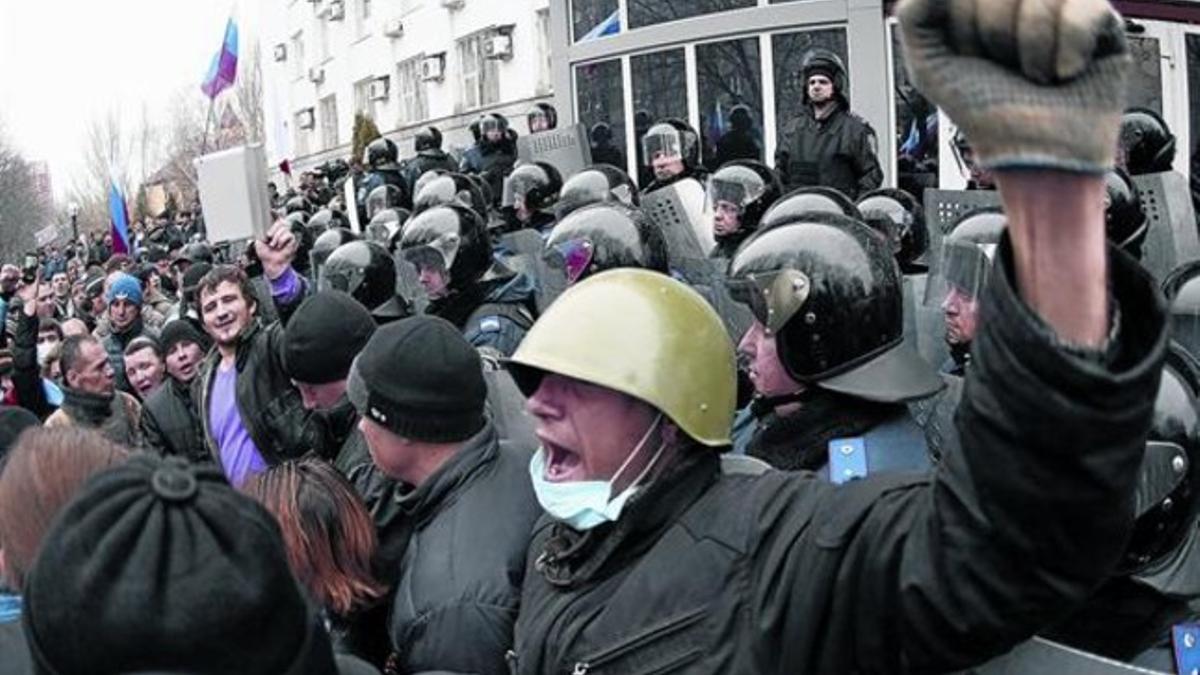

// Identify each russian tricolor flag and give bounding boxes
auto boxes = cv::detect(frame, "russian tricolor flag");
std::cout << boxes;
[202,17,239,100]
[108,179,130,255]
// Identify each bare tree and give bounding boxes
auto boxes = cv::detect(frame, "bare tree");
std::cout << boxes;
[234,39,265,145]
[0,124,49,262]
[81,109,135,203]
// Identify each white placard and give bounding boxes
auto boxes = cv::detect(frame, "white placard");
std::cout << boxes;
[194,144,272,244]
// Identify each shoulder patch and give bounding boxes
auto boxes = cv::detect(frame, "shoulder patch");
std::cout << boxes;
[479,316,502,333]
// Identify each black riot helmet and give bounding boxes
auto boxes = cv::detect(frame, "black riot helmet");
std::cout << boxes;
[414,126,443,153]
[365,184,405,220]
[544,204,669,286]
[413,173,489,223]
[319,240,397,313]
[398,204,492,292]
[1162,260,1200,365]
[856,188,928,273]
[556,164,640,220]
[641,119,700,170]
[179,242,214,265]
[1119,344,1200,574]
[502,162,563,216]
[590,122,614,145]
[729,213,942,403]
[366,137,399,170]
[310,227,360,282]
[1119,108,1176,175]
[307,208,341,238]
[413,169,449,200]
[284,212,315,276]
[285,195,312,216]
[706,160,782,243]
[1104,167,1149,258]
[929,207,1007,309]
[478,113,509,142]
[461,172,494,207]
[800,49,848,102]
[527,103,558,133]
[365,208,408,253]
[760,186,862,231]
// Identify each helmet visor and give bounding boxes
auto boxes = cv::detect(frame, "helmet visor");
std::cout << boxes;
[544,238,595,286]
[706,175,765,214]
[726,269,811,334]
[925,239,992,307]
[641,129,681,166]
[502,171,543,209]
[319,265,364,296]
[480,117,504,134]
[402,232,462,276]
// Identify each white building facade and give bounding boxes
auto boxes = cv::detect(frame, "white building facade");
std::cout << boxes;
[261,0,556,180]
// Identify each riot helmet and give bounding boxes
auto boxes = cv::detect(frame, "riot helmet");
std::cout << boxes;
[1119,108,1176,175]
[506,268,736,447]
[307,208,340,238]
[179,242,214,266]
[706,160,782,244]
[729,104,754,132]
[1120,344,1200,574]
[310,227,360,283]
[760,186,862,231]
[642,119,699,177]
[284,195,312,216]
[800,49,848,103]
[544,204,670,286]
[556,164,640,220]
[728,213,941,403]
[502,162,563,222]
[1104,167,1149,258]
[928,208,1006,364]
[398,204,491,299]
[366,137,399,170]
[412,173,489,223]
[413,169,449,200]
[590,122,613,145]
[365,184,405,221]
[478,113,509,143]
[414,126,443,153]
[461,172,494,208]
[365,208,407,253]
[319,240,397,313]
[527,103,558,133]
[856,188,928,273]
[1162,260,1200,365]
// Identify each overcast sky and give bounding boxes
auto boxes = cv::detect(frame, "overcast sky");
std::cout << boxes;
[0,0,261,201]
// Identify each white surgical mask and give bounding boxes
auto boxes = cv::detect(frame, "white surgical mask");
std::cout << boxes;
[529,413,666,531]
[36,342,56,367]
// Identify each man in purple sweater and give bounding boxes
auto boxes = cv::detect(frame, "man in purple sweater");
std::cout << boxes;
[194,221,320,487]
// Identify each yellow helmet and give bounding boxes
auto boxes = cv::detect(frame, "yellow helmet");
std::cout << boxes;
[506,268,736,446]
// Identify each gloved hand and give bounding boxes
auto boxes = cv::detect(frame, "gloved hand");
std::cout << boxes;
[897,0,1131,174]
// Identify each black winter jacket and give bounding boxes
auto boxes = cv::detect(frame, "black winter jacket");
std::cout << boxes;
[386,422,540,675]
[778,102,883,199]
[142,376,208,463]
[510,237,1167,674]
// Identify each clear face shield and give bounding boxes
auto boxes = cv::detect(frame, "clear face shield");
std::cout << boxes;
[480,117,505,141]
[502,172,543,217]
[925,239,993,346]
[706,172,765,237]
[529,110,551,133]
[366,186,402,220]
[543,237,595,286]
[402,232,462,298]
[641,128,682,167]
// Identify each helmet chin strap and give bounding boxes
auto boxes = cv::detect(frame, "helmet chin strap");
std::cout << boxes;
[749,388,814,418]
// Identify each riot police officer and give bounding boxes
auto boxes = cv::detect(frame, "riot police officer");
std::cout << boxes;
[760,185,862,231]
[705,160,782,262]
[365,184,406,221]
[543,204,670,286]
[398,205,536,356]
[501,162,562,234]
[776,49,883,199]
[856,188,928,274]
[588,123,625,169]
[932,207,1006,377]
[1119,108,1176,176]
[712,104,762,168]
[1105,167,1149,259]
[412,172,491,225]
[319,240,410,323]
[402,126,458,199]
[526,103,557,133]
[555,164,640,220]
[309,227,359,287]
[357,137,410,222]
[641,118,706,193]
[728,213,943,475]
[459,113,518,207]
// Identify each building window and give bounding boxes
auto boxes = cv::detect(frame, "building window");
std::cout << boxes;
[290,31,305,80]
[697,37,764,170]
[294,110,312,156]
[627,0,754,30]
[456,31,500,112]
[320,95,339,150]
[571,0,619,42]
[317,16,331,62]
[354,77,378,121]
[536,8,553,94]
[889,23,938,196]
[355,0,372,38]
[396,55,430,125]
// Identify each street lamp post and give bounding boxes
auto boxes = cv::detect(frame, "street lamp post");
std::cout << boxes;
[68,202,79,243]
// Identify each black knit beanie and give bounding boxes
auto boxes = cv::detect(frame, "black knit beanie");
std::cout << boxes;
[284,291,377,385]
[160,318,212,355]
[0,406,38,461]
[347,316,486,443]
[23,455,339,675]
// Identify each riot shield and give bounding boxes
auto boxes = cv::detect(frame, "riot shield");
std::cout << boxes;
[967,637,1169,675]
[641,178,715,269]
[1133,171,1200,281]
[516,123,593,181]
[921,189,1002,278]
[496,229,566,313]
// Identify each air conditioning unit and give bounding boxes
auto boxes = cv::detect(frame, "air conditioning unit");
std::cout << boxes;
[383,18,404,38]
[327,0,346,21]
[440,0,465,10]
[308,67,325,84]
[420,54,445,82]
[483,34,513,60]
[369,76,390,102]
[273,43,287,62]
[297,109,316,129]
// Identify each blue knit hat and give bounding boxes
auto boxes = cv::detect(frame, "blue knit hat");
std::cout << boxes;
[106,273,143,306]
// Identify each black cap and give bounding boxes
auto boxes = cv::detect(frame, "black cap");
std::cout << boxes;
[347,316,486,443]
[284,291,377,384]
[160,318,212,355]
[23,455,339,674]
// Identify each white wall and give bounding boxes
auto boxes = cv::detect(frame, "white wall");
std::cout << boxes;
[261,0,553,180]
